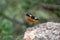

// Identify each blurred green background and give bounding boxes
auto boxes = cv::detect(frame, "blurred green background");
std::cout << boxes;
[0,0,60,40]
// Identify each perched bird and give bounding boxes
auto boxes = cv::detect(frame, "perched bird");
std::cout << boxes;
[25,13,39,24]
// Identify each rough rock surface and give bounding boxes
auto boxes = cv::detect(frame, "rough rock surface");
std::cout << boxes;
[23,22,60,40]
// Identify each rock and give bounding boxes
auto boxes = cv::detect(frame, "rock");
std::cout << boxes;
[23,22,60,40]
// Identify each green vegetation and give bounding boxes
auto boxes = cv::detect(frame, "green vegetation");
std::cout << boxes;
[0,0,60,40]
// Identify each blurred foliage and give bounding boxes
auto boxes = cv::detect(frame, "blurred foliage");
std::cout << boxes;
[0,0,60,40]
[44,0,57,4]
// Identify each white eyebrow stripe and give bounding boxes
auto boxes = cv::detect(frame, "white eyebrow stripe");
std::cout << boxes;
[30,15,32,17]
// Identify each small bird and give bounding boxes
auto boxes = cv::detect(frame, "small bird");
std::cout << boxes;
[25,13,39,24]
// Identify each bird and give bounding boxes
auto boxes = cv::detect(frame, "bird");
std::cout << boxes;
[25,13,39,24]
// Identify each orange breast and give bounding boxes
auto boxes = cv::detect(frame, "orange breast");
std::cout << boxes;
[25,16,38,23]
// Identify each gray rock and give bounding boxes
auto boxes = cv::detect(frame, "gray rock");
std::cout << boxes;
[23,22,60,40]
